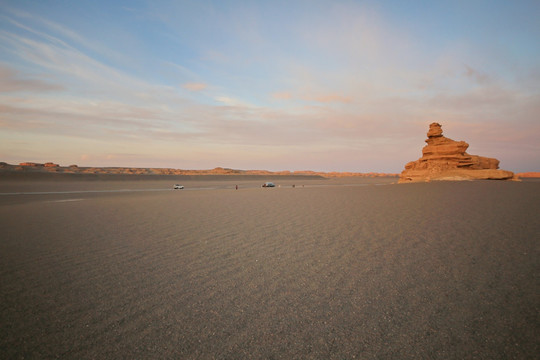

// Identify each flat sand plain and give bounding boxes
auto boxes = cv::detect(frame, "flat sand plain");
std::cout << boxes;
[1,176,538,359]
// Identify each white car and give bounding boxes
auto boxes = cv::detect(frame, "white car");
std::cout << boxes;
[262,182,275,188]
[173,184,184,189]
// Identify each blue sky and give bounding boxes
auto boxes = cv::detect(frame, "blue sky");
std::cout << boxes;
[1,0,539,172]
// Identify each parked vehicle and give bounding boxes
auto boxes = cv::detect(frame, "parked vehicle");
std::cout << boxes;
[262,182,275,188]
[173,184,184,189]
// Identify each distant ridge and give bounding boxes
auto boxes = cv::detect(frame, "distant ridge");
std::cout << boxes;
[0,162,398,178]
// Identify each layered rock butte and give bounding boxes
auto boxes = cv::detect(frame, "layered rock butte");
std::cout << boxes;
[399,123,517,183]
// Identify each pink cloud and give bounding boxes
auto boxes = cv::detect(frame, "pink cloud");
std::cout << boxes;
[310,94,352,103]
[272,91,293,100]
[0,65,63,92]
[271,90,353,104]
[463,64,491,85]
[182,82,207,91]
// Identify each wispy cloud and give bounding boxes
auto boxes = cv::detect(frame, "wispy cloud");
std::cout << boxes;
[183,82,207,91]
[2,7,131,67]
[463,64,492,85]
[214,96,253,107]
[271,90,352,104]
[310,94,352,104]
[0,64,63,92]
[271,92,293,100]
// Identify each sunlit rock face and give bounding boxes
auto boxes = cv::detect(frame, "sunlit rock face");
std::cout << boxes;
[399,123,516,183]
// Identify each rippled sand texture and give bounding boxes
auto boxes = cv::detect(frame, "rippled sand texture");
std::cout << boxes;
[1,180,539,358]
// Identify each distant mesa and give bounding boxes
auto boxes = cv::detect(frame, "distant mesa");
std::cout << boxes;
[399,123,517,183]
[19,162,44,167]
[0,162,398,178]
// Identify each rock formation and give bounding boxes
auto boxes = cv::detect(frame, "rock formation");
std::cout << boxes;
[399,123,516,183]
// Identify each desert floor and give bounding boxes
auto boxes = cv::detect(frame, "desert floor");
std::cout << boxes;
[1,177,538,359]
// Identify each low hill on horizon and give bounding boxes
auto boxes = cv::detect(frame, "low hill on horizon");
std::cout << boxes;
[0,161,399,178]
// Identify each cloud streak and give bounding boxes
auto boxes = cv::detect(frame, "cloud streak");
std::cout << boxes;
[183,82,207,91]
[0,65,63,92]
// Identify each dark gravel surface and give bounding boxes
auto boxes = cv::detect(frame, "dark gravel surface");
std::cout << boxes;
[1,180,538,359]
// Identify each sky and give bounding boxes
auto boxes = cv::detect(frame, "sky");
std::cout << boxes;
[0,0,539,172]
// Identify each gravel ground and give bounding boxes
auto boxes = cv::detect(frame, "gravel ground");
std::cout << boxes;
[1,179,538,359]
